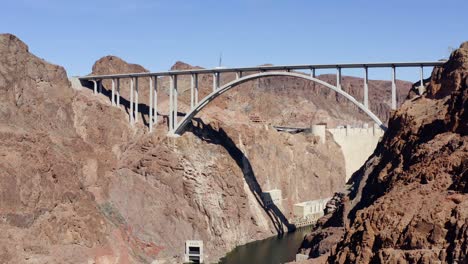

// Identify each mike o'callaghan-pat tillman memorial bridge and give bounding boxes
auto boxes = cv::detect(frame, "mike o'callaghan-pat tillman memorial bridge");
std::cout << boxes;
[76,61,444,136]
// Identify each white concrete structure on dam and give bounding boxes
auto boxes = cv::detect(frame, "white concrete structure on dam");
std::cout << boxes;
[328,124,384,180]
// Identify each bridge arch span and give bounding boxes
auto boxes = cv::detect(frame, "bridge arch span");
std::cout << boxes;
[173,71,385,135]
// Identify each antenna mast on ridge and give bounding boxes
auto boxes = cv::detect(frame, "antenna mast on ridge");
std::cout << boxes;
[218,52,223,67]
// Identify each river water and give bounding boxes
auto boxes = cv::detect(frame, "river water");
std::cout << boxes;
[219,226,313,264]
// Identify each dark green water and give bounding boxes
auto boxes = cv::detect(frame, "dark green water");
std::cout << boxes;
[219,227,312,264]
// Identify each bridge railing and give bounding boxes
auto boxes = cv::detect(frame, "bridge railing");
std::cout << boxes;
[77,61,445,134]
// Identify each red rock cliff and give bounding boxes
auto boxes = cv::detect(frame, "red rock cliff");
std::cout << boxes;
[296,42,468,263]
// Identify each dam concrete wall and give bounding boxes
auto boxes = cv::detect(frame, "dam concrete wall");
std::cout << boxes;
[328,124,384,181]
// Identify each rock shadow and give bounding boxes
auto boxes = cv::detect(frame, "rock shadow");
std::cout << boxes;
[187,119,296,235]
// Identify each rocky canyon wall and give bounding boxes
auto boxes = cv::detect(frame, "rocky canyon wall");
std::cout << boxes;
[296,42,467,263]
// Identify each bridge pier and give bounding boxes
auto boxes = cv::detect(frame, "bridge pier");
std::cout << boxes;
[135,77,139,123]
[310,68,315,78]
[169,75,178,132]
[419,66,425,95]
[91,80,97,94]
[130,78,134,125]
[174,76,178,128]
[336,67,342,90]
[169,76,173,131]
[111,79,116,106]
[310,68,316,89]
[116,78,120,106]
[98,80,102,94]
[149,76,154,132]
[391,66,397,110]
[191,74,198,108]
[213,72,220,92]
[364,67,369,109]
[154,76,158,126]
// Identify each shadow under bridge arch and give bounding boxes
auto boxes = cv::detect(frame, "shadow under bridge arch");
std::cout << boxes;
[173,71,386,135]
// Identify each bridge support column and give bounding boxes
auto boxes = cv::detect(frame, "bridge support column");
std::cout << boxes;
[213,72,219,92]
[194,74,198,105]
[419,66,425,95]
[92,80,97,94]
[174,76,178,127]
[153,76,158,126]
[391,66,397,110]
[310,68,316,89]
[169,75,178,132]
[98,80,102,94]
[191,74,199,108]
[116,78,120,106]
[149,76,154,132]
[134,77,139,123]
[111,79,116,106]
[364,67,369,109]
[130,78,134,125]
[336,67,342,90]
[169,75,173,131]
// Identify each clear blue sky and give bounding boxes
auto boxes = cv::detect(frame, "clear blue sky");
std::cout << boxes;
[1,0,467,81]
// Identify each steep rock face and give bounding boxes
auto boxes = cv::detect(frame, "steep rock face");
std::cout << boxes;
[0,34,113,263]
[0,34,74,134]
[296,42,468,263]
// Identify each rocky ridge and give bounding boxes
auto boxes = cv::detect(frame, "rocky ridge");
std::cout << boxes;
[296,42,468,263]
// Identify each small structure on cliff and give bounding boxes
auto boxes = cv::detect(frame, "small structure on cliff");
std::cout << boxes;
[184,240,204,263]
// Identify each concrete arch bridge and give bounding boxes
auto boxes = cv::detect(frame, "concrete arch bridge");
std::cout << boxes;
[78,61,443,135]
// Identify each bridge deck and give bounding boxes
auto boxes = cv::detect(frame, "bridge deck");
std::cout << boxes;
[78,61,445,80]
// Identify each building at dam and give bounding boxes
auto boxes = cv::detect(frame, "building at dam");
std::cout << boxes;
[291,198,331,227]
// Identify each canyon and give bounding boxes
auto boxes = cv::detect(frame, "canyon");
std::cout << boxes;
[0,32,432,264]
